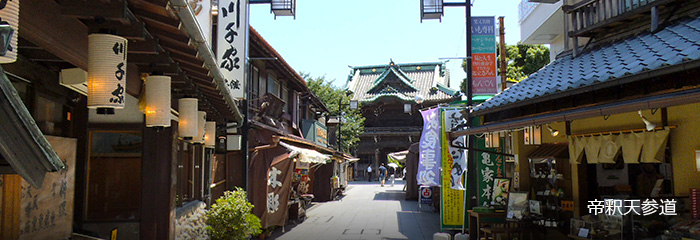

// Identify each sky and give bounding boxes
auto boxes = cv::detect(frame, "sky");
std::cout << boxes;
[249,0,522,89]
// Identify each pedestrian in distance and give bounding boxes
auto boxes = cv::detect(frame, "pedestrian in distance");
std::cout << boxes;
[367,165,373,182]
[388,165,396,187]
[378,163,387,187]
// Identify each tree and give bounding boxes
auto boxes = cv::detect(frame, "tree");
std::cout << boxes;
[302,73,365,154]
[460,43,550,93]
[504,43,550,82]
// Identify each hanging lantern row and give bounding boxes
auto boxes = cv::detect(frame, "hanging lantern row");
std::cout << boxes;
[194,111,207,144]
[0,0,19,63]
[205,121,216,147]
[82,32,218,142]
[145,75,171,127]
[178,98,199,140]
[88,33,128,114]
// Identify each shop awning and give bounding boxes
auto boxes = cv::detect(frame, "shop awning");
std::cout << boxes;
[387,150,409,164]
[569,128,670,164]
[279,141,331,164]
[0,66,64,188]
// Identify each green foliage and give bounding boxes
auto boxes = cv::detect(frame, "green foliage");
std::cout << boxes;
[460,43,550,93]
[503,43,550,82]
[206,188,261,240]
[302,73,365,153]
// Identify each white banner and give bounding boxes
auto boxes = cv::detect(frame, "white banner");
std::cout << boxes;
[417,108,441,186]
[443,108,467,190]
[217,0,247,99]
[191,0,212,47]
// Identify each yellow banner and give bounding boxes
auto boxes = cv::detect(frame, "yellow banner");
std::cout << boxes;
[440,108,464,228]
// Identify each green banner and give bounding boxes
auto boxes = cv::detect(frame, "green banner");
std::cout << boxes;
[476,135,505,206]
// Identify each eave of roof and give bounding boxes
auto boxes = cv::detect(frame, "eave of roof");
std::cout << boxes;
[349,61,459,103]
[367,66,419,92]
[0,66,64,188]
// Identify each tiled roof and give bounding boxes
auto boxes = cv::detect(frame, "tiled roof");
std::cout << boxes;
[474,16,700,113]
[347,61,459,103]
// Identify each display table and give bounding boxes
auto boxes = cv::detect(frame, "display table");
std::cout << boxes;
[467,210,508,240]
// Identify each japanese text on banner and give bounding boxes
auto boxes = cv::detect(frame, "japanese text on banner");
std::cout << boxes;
[217,0,247,99]
[418,108,441,186]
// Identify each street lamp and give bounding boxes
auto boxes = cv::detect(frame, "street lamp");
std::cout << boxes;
[421,0,475,234]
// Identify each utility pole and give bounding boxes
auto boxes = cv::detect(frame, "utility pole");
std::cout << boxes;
[499,16,507,91]
[465,3,478,238]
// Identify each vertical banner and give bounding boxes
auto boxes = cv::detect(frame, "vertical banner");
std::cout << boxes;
[417,108,441,186]
[442,109,467,190]
[217,0,248,99]
[190,0,212,47]
[471,16,498,95]
[476,135,505,206]
[440,108,464,229]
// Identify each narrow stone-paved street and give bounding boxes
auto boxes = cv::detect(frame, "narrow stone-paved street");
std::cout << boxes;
[270,180,440,240]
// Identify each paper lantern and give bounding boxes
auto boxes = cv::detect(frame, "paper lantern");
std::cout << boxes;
[0,0,19,63]
[178,98,198,139]
[194,111,207,144]
[145,75,171,127]
[420,0,443,21]
[271,0,295,17]
[205,121,216,147]
[88,33,128,112]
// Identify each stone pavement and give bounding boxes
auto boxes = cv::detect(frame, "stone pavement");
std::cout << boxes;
[270,180,440,240]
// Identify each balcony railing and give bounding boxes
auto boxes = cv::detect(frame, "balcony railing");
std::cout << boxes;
[564,0,675,37]
[519,0,539,23]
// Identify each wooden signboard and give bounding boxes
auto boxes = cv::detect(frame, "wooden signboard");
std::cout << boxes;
[19,136,76,240]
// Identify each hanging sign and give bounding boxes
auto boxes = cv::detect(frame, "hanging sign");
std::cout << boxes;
[19,136,76,240]
[471,16,498,95]
[190,0,212,47]
[217,0,248,99]
[440,107,464,230]
[418,108,441,186]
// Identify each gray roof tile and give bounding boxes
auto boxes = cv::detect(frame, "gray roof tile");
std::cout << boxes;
[347,61,459,103]
[473,16,700,113]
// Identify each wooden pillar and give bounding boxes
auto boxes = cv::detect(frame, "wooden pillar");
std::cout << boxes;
[140,122,177,240]
[0,175,21,240]
[193,145,203,201]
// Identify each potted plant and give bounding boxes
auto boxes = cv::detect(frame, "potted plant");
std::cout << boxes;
[206,188,262,240]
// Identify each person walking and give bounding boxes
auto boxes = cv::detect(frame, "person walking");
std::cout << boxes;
[378,164,387,187]
[367,165,373,182]
[388,165,396,187]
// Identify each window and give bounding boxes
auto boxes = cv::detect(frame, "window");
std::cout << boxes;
[86,130,142,220]
[251,66,259,98]
[267,73,280,97]
[292,91,300,128]
[258,71,266,97]
[282,86,289,112]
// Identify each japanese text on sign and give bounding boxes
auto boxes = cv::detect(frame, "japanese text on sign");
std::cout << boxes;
[217,0,247,99]
[471,16,498,95]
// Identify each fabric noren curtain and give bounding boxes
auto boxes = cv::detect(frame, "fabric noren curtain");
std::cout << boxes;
[568,128,670,164]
